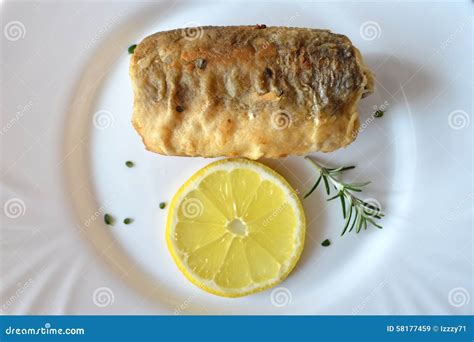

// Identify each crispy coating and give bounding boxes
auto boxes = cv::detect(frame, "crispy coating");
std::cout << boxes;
[130,26,374,159]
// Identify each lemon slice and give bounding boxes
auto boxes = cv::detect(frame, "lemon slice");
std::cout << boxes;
[166,158,305,297]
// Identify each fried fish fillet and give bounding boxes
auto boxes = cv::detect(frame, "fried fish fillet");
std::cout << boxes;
[130,26,374,159]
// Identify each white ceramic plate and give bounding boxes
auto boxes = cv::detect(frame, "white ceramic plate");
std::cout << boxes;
[1,0,472,315]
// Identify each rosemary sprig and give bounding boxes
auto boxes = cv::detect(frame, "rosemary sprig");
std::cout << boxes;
[304,157,384,236]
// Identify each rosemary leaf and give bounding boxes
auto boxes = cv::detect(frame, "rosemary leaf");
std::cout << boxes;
[349,181,371,188]
[304,156,383,235]
[345,186,363,192]
[355,212,363,233]
[322,175,330,195]
[340,166,356,172]
[349,209,358,233]
[366,217,383,229]
[341,203,353,236]
[304,175,322,199]
[340,194,346,218]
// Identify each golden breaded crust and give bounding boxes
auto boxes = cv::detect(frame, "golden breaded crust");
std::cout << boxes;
[130,25,374,159]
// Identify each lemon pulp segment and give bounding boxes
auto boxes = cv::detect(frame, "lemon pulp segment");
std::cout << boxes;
[166,158,305,297]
